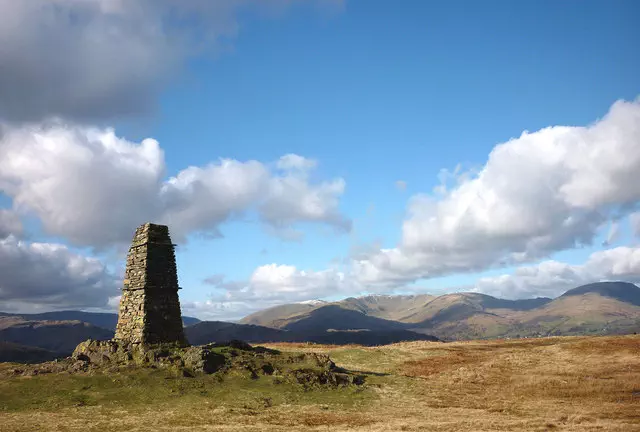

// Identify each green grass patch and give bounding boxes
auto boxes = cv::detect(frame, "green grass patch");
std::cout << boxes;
[0,366,374,413]
[315,346,428,375]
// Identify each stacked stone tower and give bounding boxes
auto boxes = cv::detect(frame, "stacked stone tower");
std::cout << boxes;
[114,223,187,346]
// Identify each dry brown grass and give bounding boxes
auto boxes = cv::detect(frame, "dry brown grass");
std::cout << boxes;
[399,335,640,430]
[1,335,639,431]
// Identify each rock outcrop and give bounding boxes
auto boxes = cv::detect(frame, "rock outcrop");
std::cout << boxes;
[72,339,227,374]
[8,340,366,388]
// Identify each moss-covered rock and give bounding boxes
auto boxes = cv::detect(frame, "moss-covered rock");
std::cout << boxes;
[72,340,229,374]
[41,339,366,388]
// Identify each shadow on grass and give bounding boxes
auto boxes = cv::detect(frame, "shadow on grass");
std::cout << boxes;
[334,366,390,377]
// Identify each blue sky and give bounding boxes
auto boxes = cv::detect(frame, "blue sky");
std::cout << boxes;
[0,0,639,320]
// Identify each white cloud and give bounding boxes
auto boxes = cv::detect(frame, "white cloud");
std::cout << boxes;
[630,212,640,237]
[106,295,121,310]
[181,300,266,322]
[188,96,640,317]
[0,0,194,122]
[472,246,640,299]
[0,209,22,239]
[603,220,620,246]
[247,264,348,301]
[395,180,407,191]
[0,122,164,246]
[203,274,226,287]
[260,157,351,237]
[354,97,640,288]
[277,154,318,171]
[160,159,271,239]
[191,244,640,320]
[201,264,352,313]
[0,235,120,312]
[0,121,350,247]
[0,0,342,122]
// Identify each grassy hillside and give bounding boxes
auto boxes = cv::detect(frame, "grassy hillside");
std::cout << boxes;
[185,321,293,345]
[185,320,439,346]
[1,335,637,431]
[282,305,410,332]
[0,317,114,354]
[0,311,200,331]
[240,303,324,327]
[512,293,640,337]
[561,281,640,305]
[0,341,60,363]
[0,313,199,355]
[242,295,438,328]
[337,294,436,321]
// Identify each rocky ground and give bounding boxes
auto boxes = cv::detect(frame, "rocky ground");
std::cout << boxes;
[5,339,366,388]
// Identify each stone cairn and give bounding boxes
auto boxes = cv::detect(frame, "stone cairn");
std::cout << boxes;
[57,222,364,383]
[114,223,187,346]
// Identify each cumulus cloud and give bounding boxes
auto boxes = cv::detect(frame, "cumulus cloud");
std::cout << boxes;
[191,244,640,320]
[203,274,226,287]
[602,221,620,247]
[246,264,349,301]
[261,159,351,238]
[0,209,22,239]
[188,264,353,320]
[0,122,349,247]
[0,0,341,122]
[354,97,640,288]
[472,246,640,299]
[202,263,351,306]
[276,154,318,171]
[0,236,120,313]
[186,97,640,317]
[181,300,268,322]
[630,212,640,237]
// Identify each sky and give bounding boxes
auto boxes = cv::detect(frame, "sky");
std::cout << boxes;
[0,0,639,321]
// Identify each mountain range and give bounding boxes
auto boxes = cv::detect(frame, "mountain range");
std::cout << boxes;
[0,312,200,362]
[1,281,639,363]
[241,281,640,340]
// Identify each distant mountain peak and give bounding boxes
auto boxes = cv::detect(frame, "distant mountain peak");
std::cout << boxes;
[297,299,327,305]
[355,294,424,299]
[561,281,640,306]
